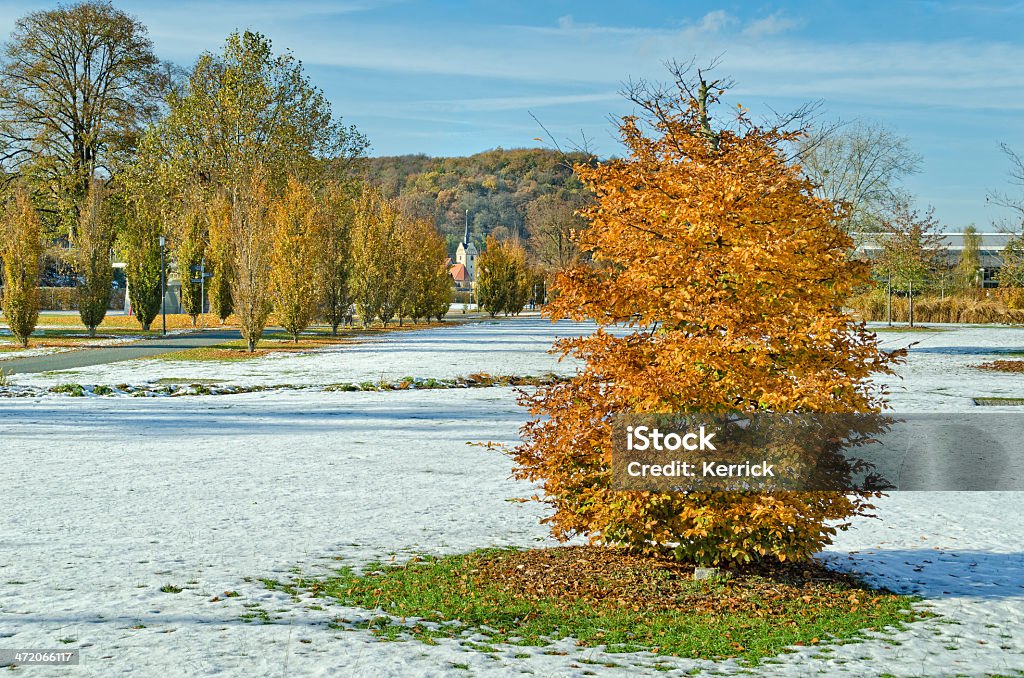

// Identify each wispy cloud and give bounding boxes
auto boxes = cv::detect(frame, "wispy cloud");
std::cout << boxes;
[742,12,802,38]
[422,92,621,113]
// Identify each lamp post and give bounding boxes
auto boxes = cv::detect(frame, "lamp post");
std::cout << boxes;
[159,235,166,336]
[886,273,892,326]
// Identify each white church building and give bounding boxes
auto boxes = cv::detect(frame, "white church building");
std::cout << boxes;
[449,214,478,291]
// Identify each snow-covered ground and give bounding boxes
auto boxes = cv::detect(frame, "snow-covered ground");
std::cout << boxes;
[0,332,148,362]
[0,318,1022,676]
[11,317,596,387]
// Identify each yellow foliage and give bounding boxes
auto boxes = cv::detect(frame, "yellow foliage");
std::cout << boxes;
[269,177,323,341]
[512,78,903,566]
[0,188,43,346]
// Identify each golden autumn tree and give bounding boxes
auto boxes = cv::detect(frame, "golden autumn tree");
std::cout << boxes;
[0,187,43,346]
[73,183,116,337]
[476,236,531,317]
[512,68,902,566]
[401,217,451,323]
[351,189,403,327]
[206,193,234,324]
[174,202,206,326]
[269,177,322,342]
[228,170,273,352]
[319,182,356,335]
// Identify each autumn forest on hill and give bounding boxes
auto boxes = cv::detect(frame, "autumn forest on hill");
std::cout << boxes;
[357,148,593,257]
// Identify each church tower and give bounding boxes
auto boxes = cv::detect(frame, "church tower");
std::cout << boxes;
[455,210,478,282]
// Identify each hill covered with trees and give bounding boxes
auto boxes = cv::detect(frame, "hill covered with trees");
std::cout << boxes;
[356,148,595,255]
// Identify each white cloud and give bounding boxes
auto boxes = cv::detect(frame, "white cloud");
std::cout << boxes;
[742,12,802,38]
[695,9,732,33]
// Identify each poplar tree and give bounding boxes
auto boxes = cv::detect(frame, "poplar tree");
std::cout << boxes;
[120,200,163,331]
[228,171,273,352]
[175,206,205,325]
[954,225,981,291]
[0,188,43,346]
[74,185,115,337]
[319,183,355,334]
[270,178,322,342]
[351,190,399,327]
[206,194,234,324]
[402,218,450,323]
[476,236,531,317]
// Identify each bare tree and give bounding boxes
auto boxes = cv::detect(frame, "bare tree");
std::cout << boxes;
[621,58,827,153]
[526,191,588,271]
[876,197,945,326]
[989,143,1024,224]
[799,121,922,235]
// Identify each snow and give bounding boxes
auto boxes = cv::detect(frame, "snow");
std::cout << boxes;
[0,346,67,362]
[0,333,148,362]
[0,318,1022,676]
[11,317,595,387]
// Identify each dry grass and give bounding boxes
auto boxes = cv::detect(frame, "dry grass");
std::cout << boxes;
[28,312,225,331]
[151,320,457,361]
[849,290,1024,325]
[1,312,481,357]
[975,359,1024,373]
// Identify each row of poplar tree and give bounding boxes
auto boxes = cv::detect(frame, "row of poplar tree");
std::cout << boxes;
[0,174,453,350]
[0,8,453,351]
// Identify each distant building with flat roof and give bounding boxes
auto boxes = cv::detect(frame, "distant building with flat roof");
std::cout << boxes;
[854,232,1012,288]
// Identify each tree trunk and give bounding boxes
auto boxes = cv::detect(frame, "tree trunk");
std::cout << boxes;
[247,337,256,352]
[908,280,914,327]
[141,321,151,332]
[88,326,97,338]
[331,323,339,336]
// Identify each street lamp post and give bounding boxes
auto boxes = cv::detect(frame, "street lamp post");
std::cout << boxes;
[886,274,892,327]
[159,235,166,336]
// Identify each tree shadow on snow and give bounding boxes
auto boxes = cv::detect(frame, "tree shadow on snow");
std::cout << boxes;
[818,549,1024,599]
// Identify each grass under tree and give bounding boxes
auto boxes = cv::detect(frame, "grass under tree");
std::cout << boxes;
[271,546,928,665]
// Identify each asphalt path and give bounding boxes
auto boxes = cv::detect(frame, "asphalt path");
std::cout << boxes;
[0,330,242,375]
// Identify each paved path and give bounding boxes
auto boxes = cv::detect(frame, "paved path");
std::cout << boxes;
[0,330,241,375]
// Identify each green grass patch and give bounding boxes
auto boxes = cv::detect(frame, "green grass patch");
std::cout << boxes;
[870,325,946,333]
[974,397,1024,406]
[49,383,85,397]
[154,378,227,385]
[277,547,928,664]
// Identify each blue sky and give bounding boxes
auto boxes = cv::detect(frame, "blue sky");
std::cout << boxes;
[1,0,1022,228]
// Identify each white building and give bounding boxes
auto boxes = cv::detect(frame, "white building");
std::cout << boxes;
[454,216,478,283]
[854,231,1014,288]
